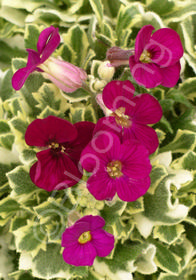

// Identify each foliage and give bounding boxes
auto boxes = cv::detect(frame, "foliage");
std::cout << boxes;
[0,0,196,279]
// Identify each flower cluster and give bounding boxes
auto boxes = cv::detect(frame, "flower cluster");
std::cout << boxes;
[13,24,183,267]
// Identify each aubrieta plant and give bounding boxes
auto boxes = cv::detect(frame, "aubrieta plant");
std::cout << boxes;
[1,1,196,279]
[11,23,176,264]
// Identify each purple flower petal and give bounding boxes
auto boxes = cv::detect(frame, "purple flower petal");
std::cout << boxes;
[93,117,122,140]
[129,56,162,88]
[75,215,105,231]
[25,116,77,147]
[102,80,135,111]
[91,229,114,257]
[26,49,41,67]
[116,176,151,201]
[62,221,91,247]
[160,61,181,87]
[62,241,97,266]
[65,121,95,163]
[30,149,82,191]
[12,66,34,91]
[12,49,41,91]
[87,171,116,200]
[135,25,154,61]
[80,131,121,173]
[120,140,152,178]
[123,123,159,154]
[37,26,60,62]
[150,28,183,66]
[130,94,162,124]
[61,215,105,248]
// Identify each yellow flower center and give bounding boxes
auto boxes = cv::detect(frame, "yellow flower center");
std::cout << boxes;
[111,107,132,128]
[78,231,92,244]
[139,50,152,63]
[107,160,123,179]
[49,142,65,153]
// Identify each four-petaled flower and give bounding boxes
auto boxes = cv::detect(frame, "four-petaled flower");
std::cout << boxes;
[25,116,95,191]
[94,80,162,154]
[12,26,87,92]
[80,132,152,201]
[61,215,114,266]
[129,25,183,88]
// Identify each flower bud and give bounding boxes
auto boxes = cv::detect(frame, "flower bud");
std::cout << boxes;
[40,57,87,93]
[106,46,134,67]
[89,78,107,93]
[98,61,115,82]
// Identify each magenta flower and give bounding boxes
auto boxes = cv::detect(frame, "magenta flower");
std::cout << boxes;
[25,116,95,191]
[95,80,162,154]
[80,132,151,202]
[61,215,114,266]
[129,25,183,88]
[12,26,87,92]
[12,26,60,90]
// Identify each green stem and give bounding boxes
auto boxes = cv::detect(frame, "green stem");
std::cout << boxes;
[82,82,99,120]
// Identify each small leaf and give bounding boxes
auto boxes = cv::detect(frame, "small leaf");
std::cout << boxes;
[154,241,181,275]
[89,0,104,28]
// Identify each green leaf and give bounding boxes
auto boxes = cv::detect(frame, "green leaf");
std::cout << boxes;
[141,11,164,29]
[69,104,96,123]
[154,241,181,275]
[172,151,196,171]
[20,149,36,165]
[153,224,185,245]
[0,162,17,188]
[0,120,11,134]
[0,197,20,218]
[0,133,15,150]
[32,83,70,112]
[134,244,157,275]
[10,216,29,232]
[7,166,38,196]
[160,130,196,153]
[125,197,144,215]
[184,52,196,74]
[58,42,76,63]
[62,87,90,102]
[24,24,41,51]
[178,77,196,100]
[116,3,144,41]
[143,174,189,224]
[0,6,26,26]
[63,25,89,67]
[31,243,70,279]
[170,238,194,270]
[0,69,14,101]
[164,3,196,23]
[1,0,55,12]
[149,164,168,194]
[179,17,195,58]
[13,220,47,256]
[37,106,65,119]
[147,0,175,16]
[89,0,103,28]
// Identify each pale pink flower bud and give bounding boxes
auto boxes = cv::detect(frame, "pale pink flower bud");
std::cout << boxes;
[40,57,87,92]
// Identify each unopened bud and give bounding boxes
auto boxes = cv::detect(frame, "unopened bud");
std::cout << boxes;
[90,79,107,92]
[98,61,115,82]
[106,46,134,67]
[40,57,87,93]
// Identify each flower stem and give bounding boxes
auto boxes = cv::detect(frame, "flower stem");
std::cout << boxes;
[82,82,99,120]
